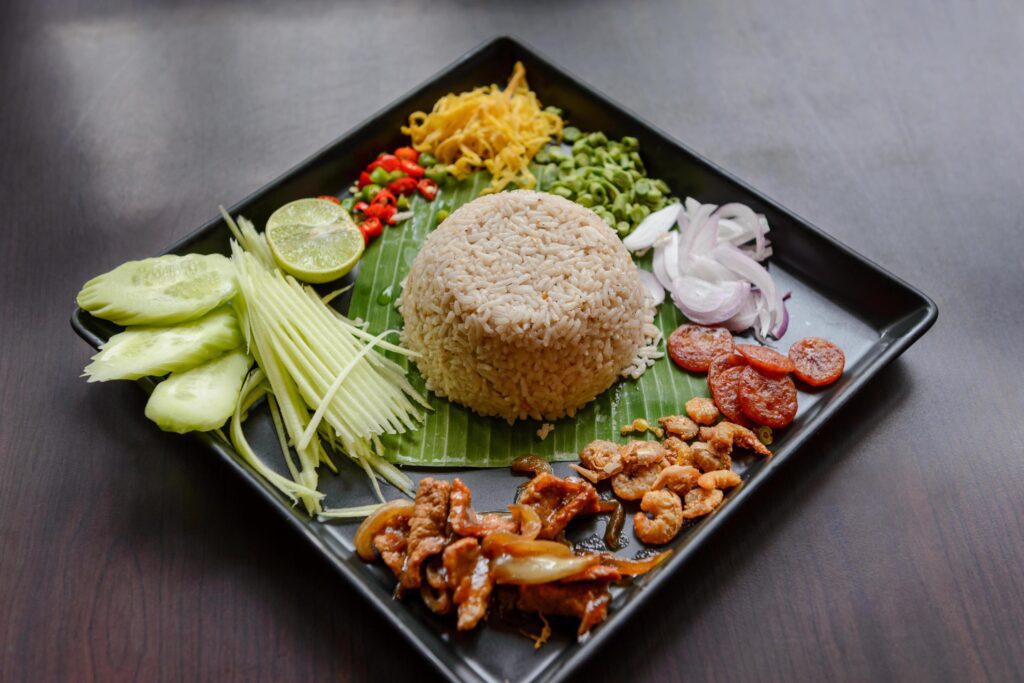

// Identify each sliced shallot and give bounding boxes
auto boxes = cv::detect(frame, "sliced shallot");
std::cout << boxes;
[634,196,787,337]
[637,270,665,306]
[623,202,682,252]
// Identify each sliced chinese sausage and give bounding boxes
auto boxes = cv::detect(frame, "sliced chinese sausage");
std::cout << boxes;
[735,344,795,375]
[709,365,753,427]
[788,337,845,387]
[738,366,798,428]
[667,324,735,373]
[707,351,746,384]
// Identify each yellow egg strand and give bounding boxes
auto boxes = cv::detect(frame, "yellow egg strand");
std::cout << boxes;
[401,62,563,194]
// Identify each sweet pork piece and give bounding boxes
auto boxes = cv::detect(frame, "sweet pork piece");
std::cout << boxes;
[516,580,613,637]
[399,478,452,589]
[443,537,493,630]
[517,472,599,539]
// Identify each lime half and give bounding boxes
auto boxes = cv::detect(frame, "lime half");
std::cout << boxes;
[265,198,365,283]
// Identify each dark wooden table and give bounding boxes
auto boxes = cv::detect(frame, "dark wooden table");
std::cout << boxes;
[3,0,1023,680]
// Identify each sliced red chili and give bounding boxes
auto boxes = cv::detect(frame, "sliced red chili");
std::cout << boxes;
[363,203,396,222]
[371,189,397,206]
[352,201,369,214]
[394,147,419,162]
[316,195,341,205]
[376,154,400,172]
[399,160,424,178]
[357,171,372,188]
[417,178,439,200]
[387,177,419,196]
[358,217,383,243]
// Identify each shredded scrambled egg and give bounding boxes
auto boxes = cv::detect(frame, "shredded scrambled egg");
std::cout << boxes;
[402,62,563,194]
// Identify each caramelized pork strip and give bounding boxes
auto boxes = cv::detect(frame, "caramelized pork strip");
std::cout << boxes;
[516,580,613,638]
[517,472,599,540]
[443,537,493,630]
[399,478,451,589]
[420,558,452,615]
[449,478,519,537]
[372,523,410,579]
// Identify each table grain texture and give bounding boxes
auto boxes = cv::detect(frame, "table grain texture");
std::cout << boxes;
[2,0,1023,681]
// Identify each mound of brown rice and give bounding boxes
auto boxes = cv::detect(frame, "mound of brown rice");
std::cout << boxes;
[398,190,654,423]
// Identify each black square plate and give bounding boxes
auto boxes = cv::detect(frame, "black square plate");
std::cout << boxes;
[71,36,937,683]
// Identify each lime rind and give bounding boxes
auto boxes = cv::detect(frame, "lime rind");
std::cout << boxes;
[266,198,365,283]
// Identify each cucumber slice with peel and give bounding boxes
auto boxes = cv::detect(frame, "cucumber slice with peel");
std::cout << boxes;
[84,307,243,382]
[144,348,253,433]
[77,253,237,325]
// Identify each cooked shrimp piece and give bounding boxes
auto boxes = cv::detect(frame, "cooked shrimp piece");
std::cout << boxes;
[685,397,721,425]
[691,441,731,473]
[709,421,772,457]
[697,469,741,491]
[611,462,663,501]
[619,440,665,470]
[662,437,695,468]
[657,414,698,440]
[651,465,701,495]
[568,463,603,484]
[578,440,623,479]
[634,490,684,545]
[682,487,724,519]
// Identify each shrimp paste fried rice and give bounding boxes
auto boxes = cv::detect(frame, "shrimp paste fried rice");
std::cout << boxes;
[399,190,660,423]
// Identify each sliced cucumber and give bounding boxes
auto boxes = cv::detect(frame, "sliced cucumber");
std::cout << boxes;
[77,253,237,325]
[144,348,253,433]
[84,307,243,382]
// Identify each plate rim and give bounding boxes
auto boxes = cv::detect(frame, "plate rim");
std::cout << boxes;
[70,34,938,683]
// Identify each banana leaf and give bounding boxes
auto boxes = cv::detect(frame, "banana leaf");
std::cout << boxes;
[347,169,705,466]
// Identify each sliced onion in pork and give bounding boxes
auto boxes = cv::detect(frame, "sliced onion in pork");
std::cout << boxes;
[492,554,600,585]
[508,504,542,541]
[483,536,574,558]
[601,549,673,575]
[623,202,682,251]
[637,270,665,306]
[354,499,415,561]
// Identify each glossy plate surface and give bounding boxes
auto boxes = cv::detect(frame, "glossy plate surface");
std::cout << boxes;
[71,36,937,683]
